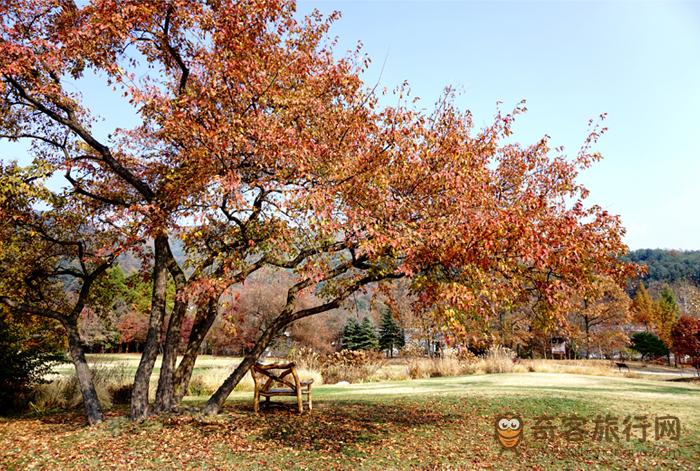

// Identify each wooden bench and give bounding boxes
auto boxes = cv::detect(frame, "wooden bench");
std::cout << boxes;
[250,362,313,413]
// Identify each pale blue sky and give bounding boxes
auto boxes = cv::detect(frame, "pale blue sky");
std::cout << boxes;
[2,1,699,250]
[298,0,700,250]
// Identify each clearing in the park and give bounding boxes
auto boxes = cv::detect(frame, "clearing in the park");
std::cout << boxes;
[1,364,699,470]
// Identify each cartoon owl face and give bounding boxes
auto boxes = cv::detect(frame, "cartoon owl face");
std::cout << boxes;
[495,414,523,449]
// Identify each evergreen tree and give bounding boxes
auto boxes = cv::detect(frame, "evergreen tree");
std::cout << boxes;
[630,331,669,360]
[378,308,404,357]
[356,317,379,351]
[341,317,379,351]
[341,317,362,350]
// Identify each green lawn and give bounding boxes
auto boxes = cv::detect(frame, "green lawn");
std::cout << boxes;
[2,372,699,470]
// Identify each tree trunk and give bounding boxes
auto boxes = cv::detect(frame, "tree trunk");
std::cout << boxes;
[154,239,188,412]
[130,235,169,421]
[585,319,591,360]
[172,299,219,403]
[65,323,104,425]
[203,317,284,415]
[154,297,187,412]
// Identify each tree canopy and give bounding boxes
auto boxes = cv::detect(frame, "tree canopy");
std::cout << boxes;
[1,0,635,423]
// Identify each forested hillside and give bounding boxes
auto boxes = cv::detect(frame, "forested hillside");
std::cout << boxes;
[627,249,700,317]
[627,249,700,285]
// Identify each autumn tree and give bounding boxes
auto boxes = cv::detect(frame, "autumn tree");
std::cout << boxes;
[568,277,631,358]
[1,0,637,423]
[653,286,680,349]
[0,163,126,424]
[670,315,700,367]
[491,307,533,354]
[631,282,655,330]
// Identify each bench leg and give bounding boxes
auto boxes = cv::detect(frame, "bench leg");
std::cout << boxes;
[307,386,313,411]
[253,390,260,414]
[297,391,303,414]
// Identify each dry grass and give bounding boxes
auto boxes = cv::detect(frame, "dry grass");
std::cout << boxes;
[406,345,520,379]
[30,364,131,412]
[480,345,516,373]
[406,357,472,379]
[520,359,644,378]
[290,349,387,385]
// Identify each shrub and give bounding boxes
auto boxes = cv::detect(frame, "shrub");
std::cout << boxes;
[630,332,669,360]
[318,349,385,384]
[406,358,430,379]
[400,342,427,358]
[0,314,65,414]
[288,346,323,371]
[455,348,478,364]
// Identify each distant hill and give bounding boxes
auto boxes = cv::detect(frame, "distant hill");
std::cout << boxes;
[627,249,700,285]
[117,238,186,275]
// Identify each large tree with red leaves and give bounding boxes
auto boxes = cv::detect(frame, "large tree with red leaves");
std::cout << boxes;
[1,0,635,424]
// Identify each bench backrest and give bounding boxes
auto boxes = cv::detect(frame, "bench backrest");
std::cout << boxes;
[251,362,301,393]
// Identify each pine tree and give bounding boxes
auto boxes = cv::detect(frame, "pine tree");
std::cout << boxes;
[341,317,362,350]
[378,308,404,357]
[630,331,669,361]
[355,317,379,351]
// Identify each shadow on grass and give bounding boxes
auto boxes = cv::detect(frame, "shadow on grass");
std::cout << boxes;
[186,399,453,452]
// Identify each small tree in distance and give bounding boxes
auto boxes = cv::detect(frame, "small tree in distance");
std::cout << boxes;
[341,318,362,351]
[671,315,700,372]
[630,332,669,361]
[653,286,681,349]
[379,308,405,358]
[631,283,655,330]
[341,317,379,351]
[357,317,379,351]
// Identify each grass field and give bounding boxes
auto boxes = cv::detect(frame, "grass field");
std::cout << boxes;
[2,369,699,470]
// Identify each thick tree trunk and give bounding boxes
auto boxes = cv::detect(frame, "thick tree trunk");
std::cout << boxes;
[202,318,284,415]
[172,299,219,403]
[154,297,187,412]
[65,323,104,425]
[131,235,169,421]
